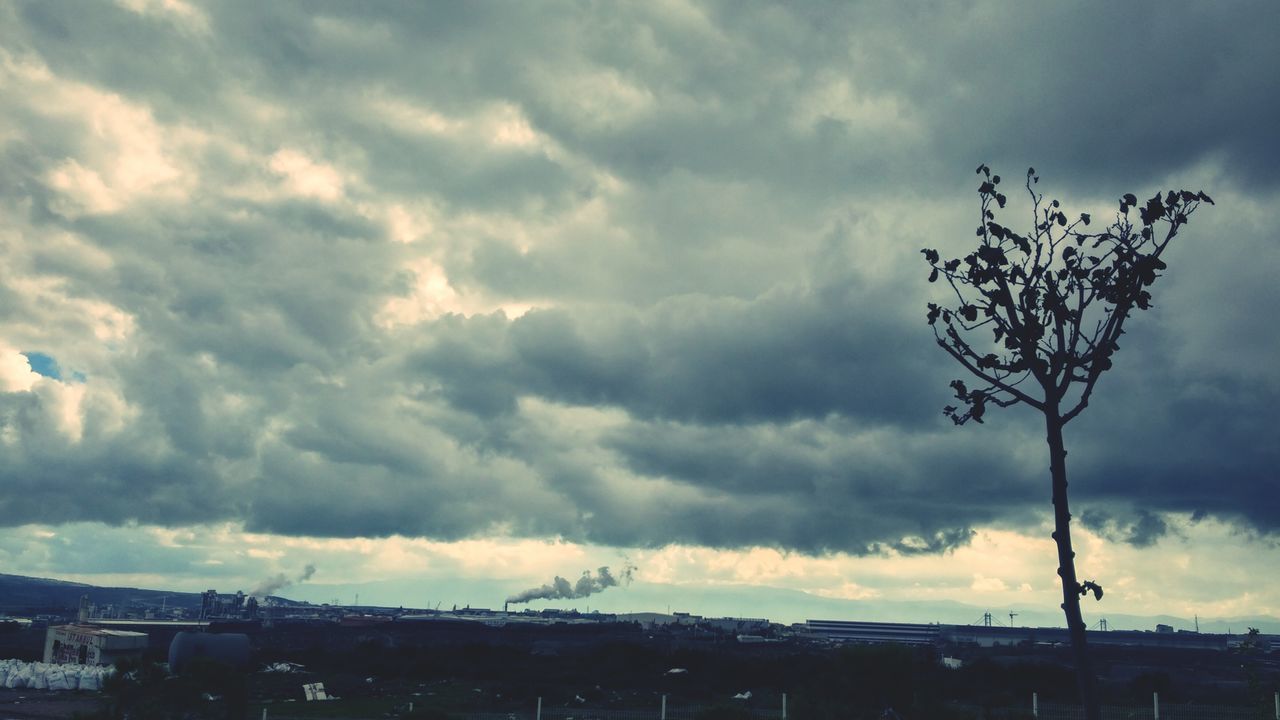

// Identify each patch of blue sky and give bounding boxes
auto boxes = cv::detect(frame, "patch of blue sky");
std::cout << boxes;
[20,352,86,382]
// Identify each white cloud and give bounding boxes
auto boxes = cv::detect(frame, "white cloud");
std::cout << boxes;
[377,257,535,327]
[970,574,1009,593]
[0,53,203,216]
[0,346,40,393]
[267,149,347,202]
[1,516,1275,625]
[383,202,435,244]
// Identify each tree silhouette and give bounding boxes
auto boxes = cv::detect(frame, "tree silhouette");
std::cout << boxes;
[921,166,1212,720]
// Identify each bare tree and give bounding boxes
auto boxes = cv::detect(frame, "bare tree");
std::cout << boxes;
[921,166,1212,719]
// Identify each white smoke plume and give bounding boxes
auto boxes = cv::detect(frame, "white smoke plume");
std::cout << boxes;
[506,564,636,605]
[251,563,317,597]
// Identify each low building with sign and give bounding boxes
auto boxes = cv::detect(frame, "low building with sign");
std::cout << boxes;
[43,624,148,666]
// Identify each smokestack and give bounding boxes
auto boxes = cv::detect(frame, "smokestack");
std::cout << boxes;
[505,564,636,607]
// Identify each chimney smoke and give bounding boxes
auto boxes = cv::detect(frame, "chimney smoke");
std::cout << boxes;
[505,564,636,606]
[250,563,318,598]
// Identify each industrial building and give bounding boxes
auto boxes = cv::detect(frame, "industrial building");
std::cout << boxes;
[200,589,259,619]
[43,624,147,666]
[805,619,940,646]
[804,619,1259,652]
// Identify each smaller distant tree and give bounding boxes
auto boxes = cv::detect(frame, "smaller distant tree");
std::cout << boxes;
[921,166,1212,720]
[1234,627,1271,709]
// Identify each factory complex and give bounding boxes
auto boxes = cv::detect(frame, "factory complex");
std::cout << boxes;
[17,587,1269,671]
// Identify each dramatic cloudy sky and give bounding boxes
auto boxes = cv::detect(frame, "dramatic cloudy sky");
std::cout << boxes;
[1,1,1277,626]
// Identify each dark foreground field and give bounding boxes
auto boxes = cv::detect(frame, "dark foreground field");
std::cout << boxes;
[1,619,1275,720]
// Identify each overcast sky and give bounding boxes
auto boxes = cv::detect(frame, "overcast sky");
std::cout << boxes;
[1,0,1277,626]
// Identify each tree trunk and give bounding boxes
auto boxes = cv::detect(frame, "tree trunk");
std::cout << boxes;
[1046,409,1101,720]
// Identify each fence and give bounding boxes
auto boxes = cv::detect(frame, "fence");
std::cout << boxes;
[452,696,787,720]
[455,694,1278,720]
[982,692,1280,720]
[258,692,1277,720]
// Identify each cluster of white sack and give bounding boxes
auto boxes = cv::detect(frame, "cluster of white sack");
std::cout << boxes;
[0,659,114,690]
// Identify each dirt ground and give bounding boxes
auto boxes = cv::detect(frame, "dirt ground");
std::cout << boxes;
[0,688,101,720]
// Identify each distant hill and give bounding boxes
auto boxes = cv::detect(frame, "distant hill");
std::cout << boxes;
[0,574,316,616]
[0,573,205,614]
[4,572,1278,636]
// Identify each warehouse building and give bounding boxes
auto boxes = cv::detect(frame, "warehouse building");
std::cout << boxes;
[806,620,940,646]
[43,624,147,666]
[804,619,1251,652]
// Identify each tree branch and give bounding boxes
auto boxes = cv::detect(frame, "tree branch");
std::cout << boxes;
[935,335,1044,411]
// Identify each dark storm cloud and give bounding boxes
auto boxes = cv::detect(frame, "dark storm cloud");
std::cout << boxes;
[0,385,233,527]
[0,0,1275,556]
[1080,509,1171,549]
[1069,353,1280,535]
[851,2,1278,190]
[413,272,941,426]
[585,415,1037,553]
[9,1,1278,199]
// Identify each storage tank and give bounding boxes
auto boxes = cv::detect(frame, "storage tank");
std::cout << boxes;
[167,632,250,674]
